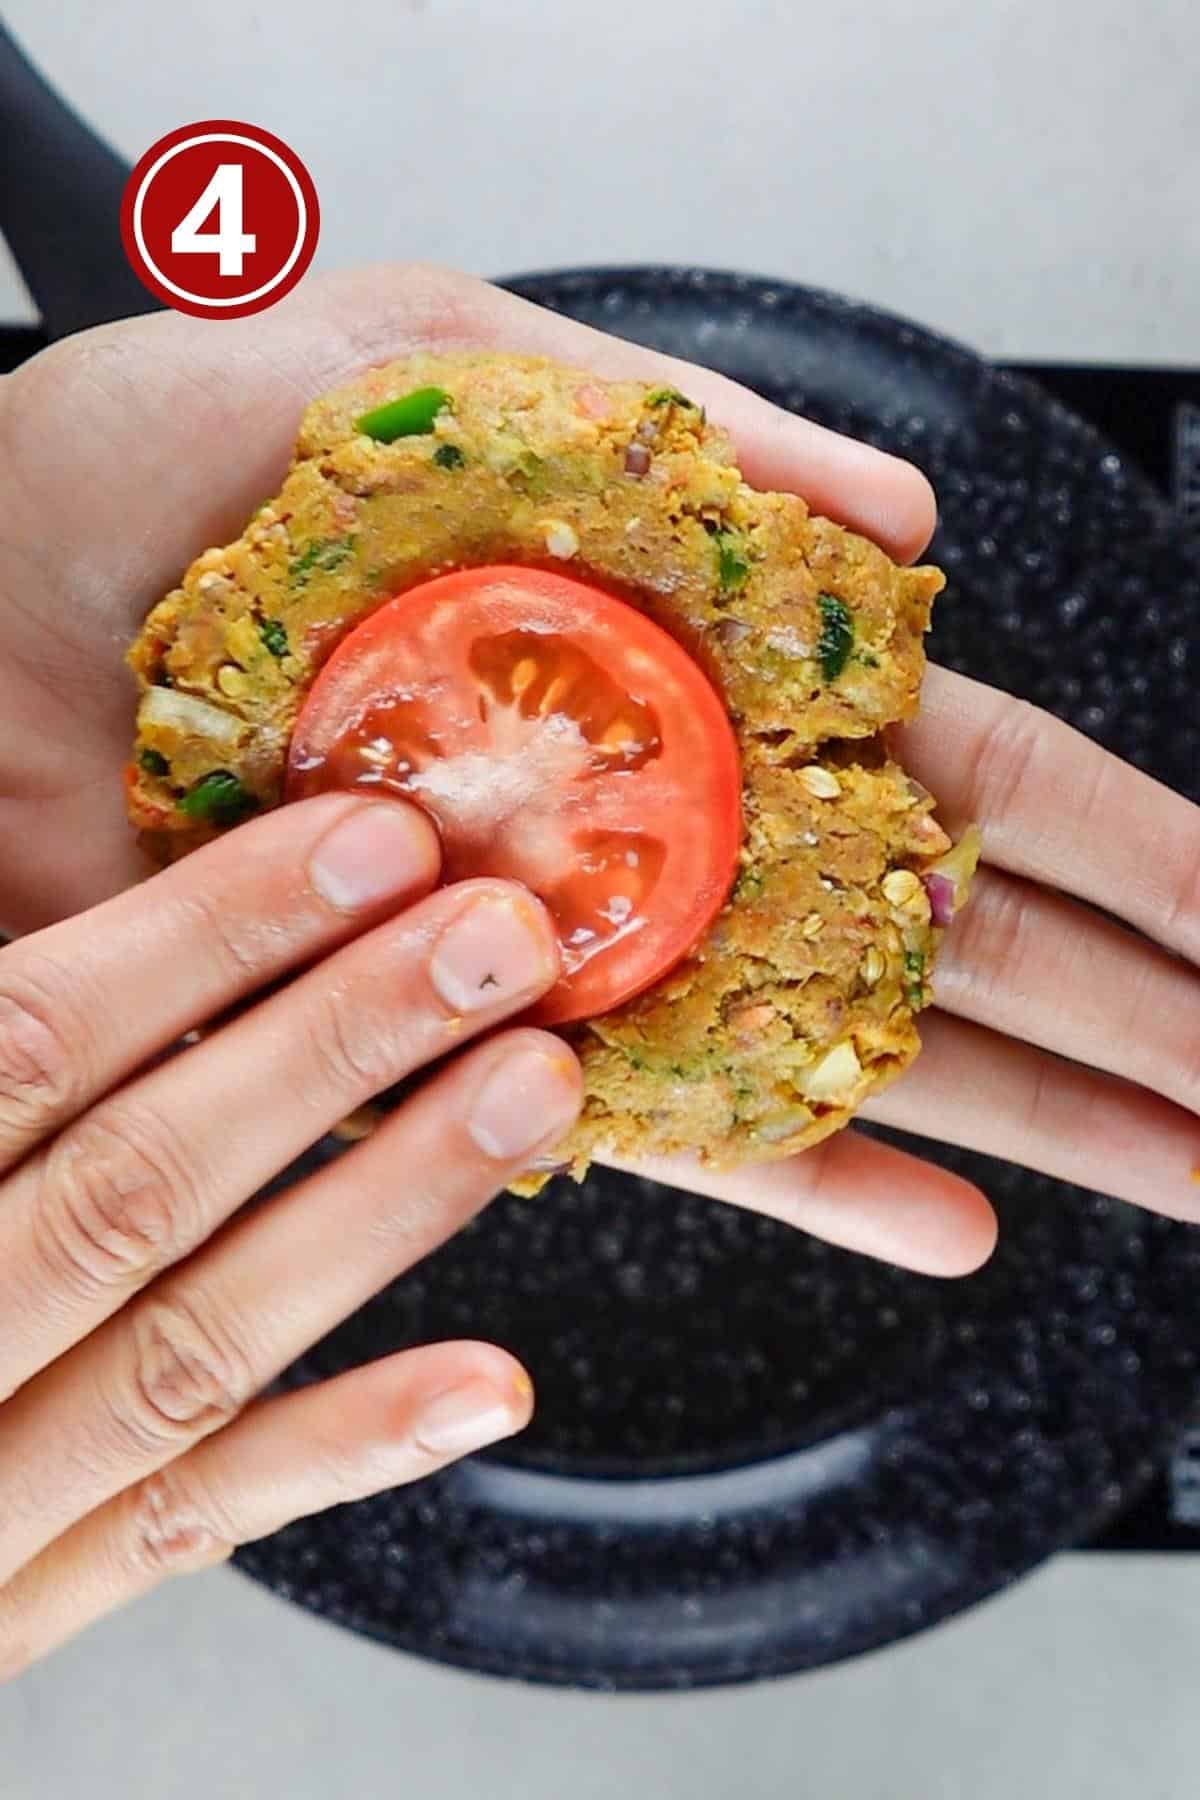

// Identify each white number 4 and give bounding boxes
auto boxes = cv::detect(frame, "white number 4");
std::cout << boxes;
[171,164,256,277]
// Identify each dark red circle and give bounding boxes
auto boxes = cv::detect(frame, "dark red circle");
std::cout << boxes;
[119,120,320,320]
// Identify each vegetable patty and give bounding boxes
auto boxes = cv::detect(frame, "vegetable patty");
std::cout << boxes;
[126,351,975,1182]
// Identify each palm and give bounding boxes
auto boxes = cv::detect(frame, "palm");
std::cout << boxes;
[0,538,151,933]
[0,327,314,931]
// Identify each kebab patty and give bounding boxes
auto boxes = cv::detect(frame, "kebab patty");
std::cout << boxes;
[126,351,974,1181]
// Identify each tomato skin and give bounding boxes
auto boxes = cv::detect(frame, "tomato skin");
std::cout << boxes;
[287,566,742,1024]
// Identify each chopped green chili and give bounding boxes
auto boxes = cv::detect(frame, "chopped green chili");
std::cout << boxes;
[355,386,450,442]
[432,442,466,470]
[715,529,750,594]
[903,947,926,1008]
[645,386,696,409]
[288,535,356,586]
[178,770,256,826]
[138,748,169,778]
[259,618,289,658]
[817,592,854,682]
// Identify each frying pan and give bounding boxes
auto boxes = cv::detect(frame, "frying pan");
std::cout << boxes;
[3,24,1198,1691]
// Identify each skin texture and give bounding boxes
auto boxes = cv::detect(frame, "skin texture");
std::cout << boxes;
[125,351,962,1179]
[1,264,1200,1672]
[0,793,582,1678]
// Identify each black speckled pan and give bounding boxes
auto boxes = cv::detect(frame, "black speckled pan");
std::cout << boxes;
[235,268,1200,1690]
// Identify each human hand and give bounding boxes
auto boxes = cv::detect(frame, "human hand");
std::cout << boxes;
[0,793,583,1677]
[1,263,1197,1283]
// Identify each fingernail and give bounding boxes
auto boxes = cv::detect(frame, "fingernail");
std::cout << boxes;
[467,1045,580,1160]
[430,894,556,1013]
[414,1380,522,1455]
[309,804,434,913]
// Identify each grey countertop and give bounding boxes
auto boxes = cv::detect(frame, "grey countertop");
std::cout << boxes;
[3,2,1198,1794]
[7,1555,1200,1798]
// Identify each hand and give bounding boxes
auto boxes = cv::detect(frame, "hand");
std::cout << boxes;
[1,263,1197,1282]
[0,793,582,1677]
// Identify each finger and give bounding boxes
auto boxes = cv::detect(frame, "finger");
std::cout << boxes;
[894,665,1200,964]
[9,266,936,651]
[0,793,441,1175]
[0,877,560,1396]
[611,1129,996,1278]
[0,1340,531,1682]
[933,866,1200,1117]
[0,1029,580,1583]
[862,1011,1200,1222]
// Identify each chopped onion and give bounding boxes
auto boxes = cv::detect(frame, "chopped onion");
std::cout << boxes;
[795,1039,863,1101]
[756,1107,815,1143]
[924,871,956,926]
[924,823,983,920]
[138,686,243,745]
[714,617,752,649]
[543,520,579,560]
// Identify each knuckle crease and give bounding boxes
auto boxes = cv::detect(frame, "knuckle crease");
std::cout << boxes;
[35,1108,198,1299]
[0,966,88,1143]
[121,1293,255,1451]
[124,1466,235,1579]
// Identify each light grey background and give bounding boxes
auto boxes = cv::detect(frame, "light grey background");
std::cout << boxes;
[3,2,1198,1795]
[2,0,1197,360]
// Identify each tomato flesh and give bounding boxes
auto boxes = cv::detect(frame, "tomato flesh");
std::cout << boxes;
[287,566,742,1024]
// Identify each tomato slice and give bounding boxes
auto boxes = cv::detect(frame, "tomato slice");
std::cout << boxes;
[287,566,742,1025]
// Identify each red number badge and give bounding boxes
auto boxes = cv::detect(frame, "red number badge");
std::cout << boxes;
[120,120,320,320]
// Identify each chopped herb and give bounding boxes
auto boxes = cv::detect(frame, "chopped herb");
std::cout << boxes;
[289,535,356,586]
[715,530,750,594]
[138,748,169,778]
[903,947,926,1008]
[355,386,450,442]
[259,618,289,658]
[646,386,696,409]
[817,592,854,682]
[856,649,880,669]
[433,443,465,470]
[178,770,257,827]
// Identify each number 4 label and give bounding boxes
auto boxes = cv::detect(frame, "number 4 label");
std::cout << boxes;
[171,164,256,277]
[122,120,319,317]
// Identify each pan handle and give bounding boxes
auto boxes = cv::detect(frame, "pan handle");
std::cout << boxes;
[0,19,161,339]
